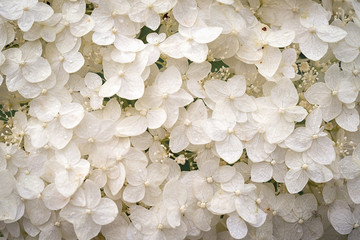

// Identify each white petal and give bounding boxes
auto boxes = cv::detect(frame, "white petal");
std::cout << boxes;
[257,46,282,78]
[267,29,295,48]
[30,95,60,122]
[157,65,182,94]
[208,191,235,214]
[305,137,335,165]
[73,215,101,240]
[31,2,54,22]
[285,127,312,152]
[216,134,243,164]
[347,177,360,204]
[204,79,228,102]
[285,168,308,194]
[299,34,328,61]
[251,162,273,182]
[16,174,44,200]
[339,156,360,179]
[307,164,333,183]
[192,27,223,44]
[92,198,118,225]
[59,102,84,129]
[111,49,136,63]
[70,15,95,38]
[234,196,258,224]
[333,41,359,63]
[92,30,115,45]
[114,35,145,52]
[336,107,359,132]
[99,76,121,97]
[328,200,354,234]
[265,118,294,144]
[103,98,121,121]
[304,83,332,106]
[116,115,147,137]
[305,108,323,132]
[62,0,85,23]
[42,183,70,210]
[159,33,185,59]
[181,41,208,63]
[271,79,298,108]
[118,75,144,100]
[0,170,15,197]
[63,51,84,73]
[18,11,35,32]
[173,0,198,27]
[85,72,102,89]
[316,25,347,43]
[213,165,236,183]
[56,29,78,54]
[193,209,211,231]
[202,118,228,141]
[123,184,145,203]
[145,11,160,31]
[25,199,51,225]
[227,215,248,239]
[22,58,51,83]
[322,182,336,204]
[83,180,101,209]
[187,124,211,145]
[169,126,189,153]
[47,120,73,150]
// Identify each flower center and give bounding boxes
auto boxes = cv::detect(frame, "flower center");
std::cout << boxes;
[301,164,308,170]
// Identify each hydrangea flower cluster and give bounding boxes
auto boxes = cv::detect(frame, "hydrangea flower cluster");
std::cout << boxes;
[0,0,360,239]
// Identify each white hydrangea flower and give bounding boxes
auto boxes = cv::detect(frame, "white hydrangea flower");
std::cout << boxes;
[237,116,276,163]
[305,64,359,132]
[79,72,104,110]
[136,65,193,128]
[123,162,169,205]
[280,194,323,240]
[23,13,63,42]
[160,24,223,63]
[285,108,335,165]
[333,22,360,63]
[1,40,51,92]
[38,211,77,240]
[252,79,308,144]
[0,143,27,175]
[169,100,210,153]
[55,7,94,54]
[209,172,266,226]
[74,112,115,154]
[0,0,54,32]
[204,75,256,123]
[237,24,295,78]
[128,204,187,240]
[0,169,18,221]
[99,57,147,100]
[0,0,359,239]
[285,151,333,194]
[60,180,118,240]
[328,200,360,239]
[91,0,140,46]
[339,143,360,204]
[47,142,90,197]
[129,0,176,30]
[292,3,347,60]
[250,147,287,183]
[203,118,243,164]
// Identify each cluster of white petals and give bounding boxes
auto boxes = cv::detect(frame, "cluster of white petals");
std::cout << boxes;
[0,0,360,239]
